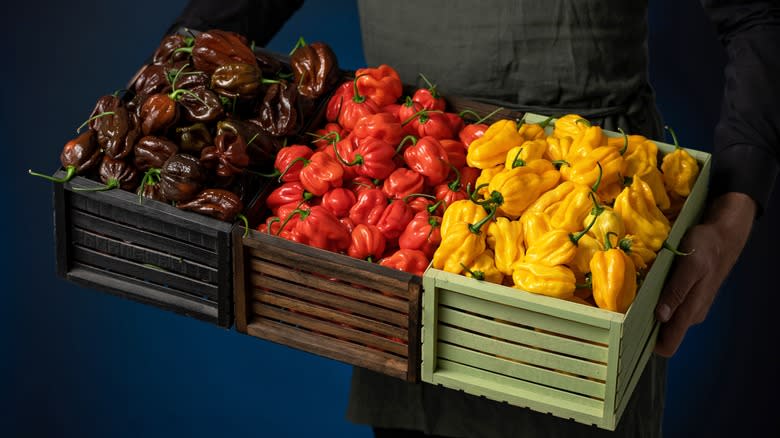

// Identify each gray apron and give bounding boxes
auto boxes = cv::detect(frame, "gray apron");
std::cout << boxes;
[348,1,666,437]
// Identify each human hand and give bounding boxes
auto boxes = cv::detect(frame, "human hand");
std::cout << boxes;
[654,192,756,357]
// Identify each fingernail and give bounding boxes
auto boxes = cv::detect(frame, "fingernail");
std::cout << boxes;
[656,304,671,322]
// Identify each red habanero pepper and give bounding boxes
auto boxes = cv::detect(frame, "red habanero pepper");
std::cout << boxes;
[261,145,313,182]
[403,108,456,141]
[382,103,401,120]
[445,113,465,136]
[398,97,424,136]
[459,166,481,192]
[311,123,345,151]
[379,249,429,276]
[289,205,351,251]
[399,210,442,259]
[382,167,425,200]
[342,136,397,180]
[340,216,357,234]
[376,198,416,240]
[434,165,468,210]
[355,64,403,107]
[405,194,438,213]
[347,224,387,262]
[440,139,467,168]
[321,187,357,218]
[459,123,487,147]
[338,74,381,131]
[292,151,344,196]
[325,81,352,122]
[349,188,388,226]
[265,181,314,215]
[324,134,359,180]
[412,73,446,111]
[351,112,404,145]
[403,136,451,186]
[350,176,379,195]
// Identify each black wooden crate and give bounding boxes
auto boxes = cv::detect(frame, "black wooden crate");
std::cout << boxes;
[53,170,237,327]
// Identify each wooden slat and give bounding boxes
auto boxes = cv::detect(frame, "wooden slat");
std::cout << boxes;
[250,258,408,313]
[439,290,610,344]
[252,301,407,356]
[438,343,606,399]
[72,246,219,301]
[438,325,607,380]
[68,264,218,322]
[405,281,422,382]
[244,233,414,295]
[250,277,408,328]
[446,95,524,124]
[54,183,69,278]
[71,227,218,283]
[615,324,659,424]
[434,359,605,416]
[233,230,250,333]
[70,209,218,265]
[247,319,409,380]
[438,307,608,363]
[215,229,233,328]
[254,292,408,341]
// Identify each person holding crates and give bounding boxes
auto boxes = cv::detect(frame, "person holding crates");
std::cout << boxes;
[168,0,779,437]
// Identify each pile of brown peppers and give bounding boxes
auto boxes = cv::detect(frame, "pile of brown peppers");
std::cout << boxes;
[30,29,341,226]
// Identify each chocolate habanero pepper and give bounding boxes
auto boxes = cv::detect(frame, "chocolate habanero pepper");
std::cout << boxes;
[134,136,178,172]
[321,187,357,219]
[73,155,139,192]
[177,188,245,222]
[210,62,266,100]
[379,249,429,276]
[376,198,416,240]
[355,64,403,108]
[349,188,388,226]
[403,135,451,186]
[523,206,602,267]
[466,119,525,169]
[290,40,340,100]
[486,216,525,276]
[265,181,313,215]
[29,130,102,183]
[487,158,561,218]
[590,232,638,313]
[88,95,141,160]
[152,33,193,65]
[382,168,425,200]
[660,126,700,197]
[159,153,207,203]
[217,118,282,166]
[432,206,496,274]
[182,29,257,76]
[398,208,442,259]
[131,64,172,97]
[137,167,166,203]
[253,80,299,137]
[177,85,225,123]
[512,262,577,299]
[289,205,351,252]
[347,224,387,262]
[176,122,212,155]
[461,249,504,284]
[200,131,250,177]
[613,175,671,252]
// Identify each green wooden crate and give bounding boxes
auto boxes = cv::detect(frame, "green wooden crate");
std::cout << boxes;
[421,114,711,430]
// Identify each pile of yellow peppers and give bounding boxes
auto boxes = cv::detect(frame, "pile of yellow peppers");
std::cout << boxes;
[432,114,700,313]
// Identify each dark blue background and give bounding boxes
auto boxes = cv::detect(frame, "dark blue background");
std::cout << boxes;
[3,1,777,437]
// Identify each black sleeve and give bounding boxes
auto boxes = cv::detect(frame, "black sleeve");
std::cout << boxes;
[700,1,780,215]
[166,0,305,47]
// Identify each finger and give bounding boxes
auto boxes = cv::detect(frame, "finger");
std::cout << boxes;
[654,279,704,357]
[655,248,704,323]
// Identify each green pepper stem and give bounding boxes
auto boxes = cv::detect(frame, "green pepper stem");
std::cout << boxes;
[468,183,490,203]
[537,115,555,128]
[428,200,444,216]
[395,135,418,155]
[570,205,602,245]
[172,46,193,55]
[352,73,369,104]
[277,208,307,236]
[604,231,618,250]
[72,178,120,192]
[574,118,592,128]
[76,111,115,134]
[551,159,569,169]
[236,214,250,237]
[664,125,682,150]
[277,156,310,182]
[576,273,593,289]
[589,191,605,218]
[591,162,603,192]
[618,128,628,155]
[136,168,161,204]
[468,206,496,234]
[262,78,281,85]
[168,88,208,106]
[460,263,485,281]
[663,241,694,256]
[447,162,462,191]
[402,193,437,203]
[28,166,77,184]
[331,140,355,166]
[401,108,443,126]
[418,72,438,95]
[475,107,505,124]
[510,147,525,169]
[288,36,307,56]
[265,217,280,235]
[246,133,259,146]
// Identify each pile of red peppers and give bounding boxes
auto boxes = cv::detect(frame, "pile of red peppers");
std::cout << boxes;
[31,30,341,227]
[258,70,495,277]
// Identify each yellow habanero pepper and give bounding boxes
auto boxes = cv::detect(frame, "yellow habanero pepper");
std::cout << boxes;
[544,135,574,162]
[432,208,495,274]
[523,208,601,267]
[566,120,606,163]
[475,165,504,197]
[467,119,524,169]
[590,232,637,313]
[488,159,560,218]
[552,114,589,140]
[619,134,657,177]
[527,181,599,233]
[440,199,488,238]
[461,249,504,284]
[568,233,603,284]
[512,262,576,299]
[613,175,671,252]
[617,234,657,271]
[504,140,547,169]
[560,145,626,189]
[517,116,553,141]
[584,192,626,246]
[520,210,552,249]
[486,217,524,276]
[660,126,700,197]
